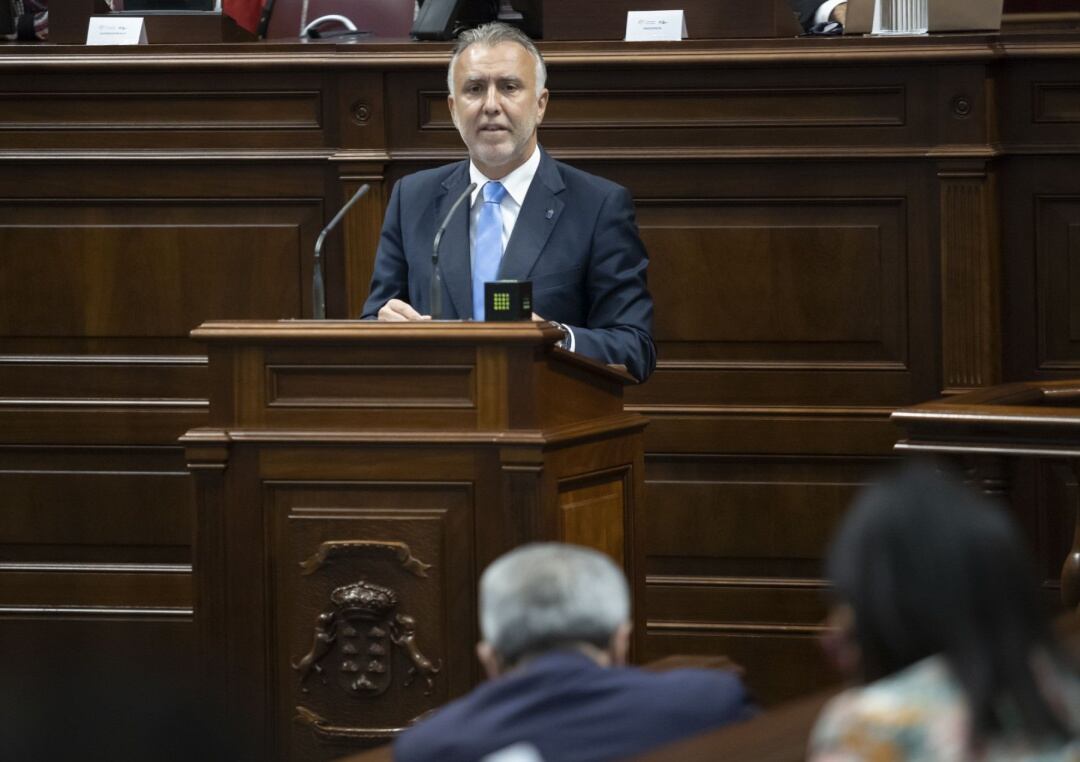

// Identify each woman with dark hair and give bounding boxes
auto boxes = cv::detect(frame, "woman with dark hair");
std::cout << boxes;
[809,464,1080,761]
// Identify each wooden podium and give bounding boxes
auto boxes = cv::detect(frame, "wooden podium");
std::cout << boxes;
[182,320,647,761]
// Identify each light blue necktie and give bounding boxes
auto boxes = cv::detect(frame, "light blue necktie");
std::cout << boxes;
[473,181,507,321]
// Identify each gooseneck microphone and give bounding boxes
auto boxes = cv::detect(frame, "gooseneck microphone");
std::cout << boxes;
[430,181,477,320]
[312,183,370,320]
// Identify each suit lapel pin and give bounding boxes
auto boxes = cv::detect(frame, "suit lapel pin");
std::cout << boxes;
[545,208,554,220]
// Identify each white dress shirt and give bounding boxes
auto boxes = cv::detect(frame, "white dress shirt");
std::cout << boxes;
[814,0,846,24]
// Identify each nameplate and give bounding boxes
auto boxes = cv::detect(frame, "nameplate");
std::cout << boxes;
[624,10,688,41]
[86,16,148,45]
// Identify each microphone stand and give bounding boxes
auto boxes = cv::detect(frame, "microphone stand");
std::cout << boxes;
[430,181,477,319]
[312,183,370,319]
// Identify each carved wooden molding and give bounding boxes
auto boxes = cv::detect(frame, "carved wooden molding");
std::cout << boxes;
[299,540,431,577]
[292,579,441,698]
[938,163,1002,392]
[294,705,405,740]
[389,145,1002,163]
[183,431,231,472]
[648,620,827,636]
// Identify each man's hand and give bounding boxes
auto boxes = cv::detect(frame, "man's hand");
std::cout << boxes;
[830,1,847,25]
[378,299,430,321]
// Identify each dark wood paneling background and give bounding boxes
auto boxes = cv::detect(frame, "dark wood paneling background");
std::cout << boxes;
[1,33,1078,744]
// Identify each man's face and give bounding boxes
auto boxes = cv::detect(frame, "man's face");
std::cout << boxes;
[448,41,549,179]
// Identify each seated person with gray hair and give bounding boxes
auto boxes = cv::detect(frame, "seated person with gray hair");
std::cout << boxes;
[394,543,753,762]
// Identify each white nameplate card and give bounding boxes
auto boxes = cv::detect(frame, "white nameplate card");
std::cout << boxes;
[86,16,148,45]
[625,10,687,41]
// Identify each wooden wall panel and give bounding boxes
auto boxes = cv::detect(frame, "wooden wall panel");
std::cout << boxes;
[0,614,198,756]
[1005,458,1079,595]
[0,445,193,562]
[640,199,905,359]
[646,467,854,574]
[0,69,336,151]
[1034,82,1080,123]
[616,146,934,703]
[0,567,190,607]
[419,84,910,133]
[0,355,205,400]
[0,444,195,729]
[390,58,979,157]
[558,470,627,564]
[544,86,906,130]
[1002,156,1080,379]
[0,614,195,674]
[601,154,939,414]
[1001,61,1080,151]
[0,89,322,132]
[0,201,319,336]
[1036,197,1080,366]
[642,456,893,703]
[0,60,344,746]
[642,631,833,705]
[0,465,191,556]
[642,456,889,575]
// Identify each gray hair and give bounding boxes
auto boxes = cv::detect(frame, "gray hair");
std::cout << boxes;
[447,21,547,95]
[479,543,630,665]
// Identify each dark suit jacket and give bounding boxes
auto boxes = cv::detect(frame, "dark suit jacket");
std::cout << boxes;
[360,150,656,382]
[790,0,831,29]
[393,651,754,762]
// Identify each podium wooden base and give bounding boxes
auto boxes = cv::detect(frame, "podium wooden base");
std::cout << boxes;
[184,321,647,761]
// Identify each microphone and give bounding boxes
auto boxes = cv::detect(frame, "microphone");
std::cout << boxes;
[430,182,477,320]
[312,183,370,320]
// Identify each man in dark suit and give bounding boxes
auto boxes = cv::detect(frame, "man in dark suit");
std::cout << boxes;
[790,0,848,30]
[360,23,655,382]
[394,543,754,762]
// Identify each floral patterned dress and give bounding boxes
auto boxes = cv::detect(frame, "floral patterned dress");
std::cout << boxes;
[809,656,1080,762]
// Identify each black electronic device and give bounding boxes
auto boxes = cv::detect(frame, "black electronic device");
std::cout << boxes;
[411,0,497,40]
[483,280,532,321]
[495,0,539,38]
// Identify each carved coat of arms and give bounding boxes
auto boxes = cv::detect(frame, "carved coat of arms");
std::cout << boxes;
[292,578,440,697]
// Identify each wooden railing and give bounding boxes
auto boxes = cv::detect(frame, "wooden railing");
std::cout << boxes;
[892,380,1080,609]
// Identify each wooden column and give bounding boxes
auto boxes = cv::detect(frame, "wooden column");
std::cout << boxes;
[938,161,1001,393]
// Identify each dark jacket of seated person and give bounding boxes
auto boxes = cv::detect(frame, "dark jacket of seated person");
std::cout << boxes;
[393,543,754,762]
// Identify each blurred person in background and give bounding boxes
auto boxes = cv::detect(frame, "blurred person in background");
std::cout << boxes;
[0,0,47,40]
[810,464,1080,761]
[790,0,848,31]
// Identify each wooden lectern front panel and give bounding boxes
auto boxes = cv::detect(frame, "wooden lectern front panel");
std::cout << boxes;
[268,478,477,760]
[558,471,628,566]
